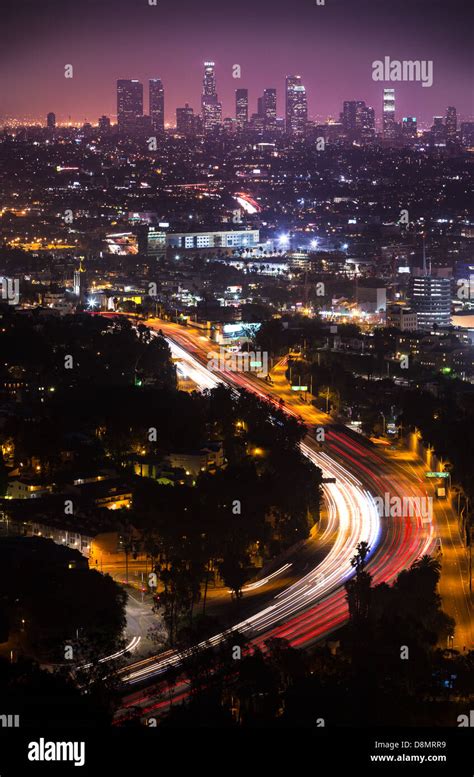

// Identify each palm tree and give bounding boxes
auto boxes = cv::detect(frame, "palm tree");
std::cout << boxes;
[412,554,441,576]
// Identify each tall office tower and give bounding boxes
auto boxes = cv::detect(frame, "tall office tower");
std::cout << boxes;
[408,276,451,329]
[402,116,417,139]
[262,88,277,129]
[46,112,56,129]
[201,61,222,132]
[341,100,374,141]
[445,106,457,141]
[149,79,164,133]
[382,88,396,140]
[117,79,143,132]
[176,104,195,136]
[235,88,248,129]
[342,101,364,133]
[285,75,308,136]
[359,104,375,141]
[431,116,446,145]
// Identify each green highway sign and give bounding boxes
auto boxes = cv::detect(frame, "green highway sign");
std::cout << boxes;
[291,386,308,391]
[426,471,449,478]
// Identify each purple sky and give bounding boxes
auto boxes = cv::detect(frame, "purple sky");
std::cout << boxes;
[1,0,472,125]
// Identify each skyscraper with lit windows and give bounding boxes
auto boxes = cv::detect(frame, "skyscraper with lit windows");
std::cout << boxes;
[262,88,277,129]
[235,89,248,129]
[149,79,164,133]
[285,76,307,136]
[445,106,457,141]
[201,61,222,132]
[402,116,417,139]
[117,79,143,132]
[382,88,396,140]
[176,104,195,136]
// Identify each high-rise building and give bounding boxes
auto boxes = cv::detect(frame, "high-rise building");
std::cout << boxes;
[117,79,143,132]
[445,106,457,141]
[359,105,375,142]
[431,116,446,145]
[382,88,396,140]
[176,104,195,136]
[342,101,364,133]
[341,100,374,142]
[149,79,164,133]
[402,116,417,139]
[285,75,307,136]
[408,276,452,329]
[201,61,222,132]
[46,112,56,129]
[235,89,248,129]
[262,88,277,129]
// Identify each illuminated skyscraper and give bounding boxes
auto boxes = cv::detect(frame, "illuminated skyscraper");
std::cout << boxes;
[382,88,396,140]
[359,105,375,142]
[402,116,417,139]
[176,104,195,136]
[46,112,56,129]
[149,79,164,133]
[201,62,222,132]
[408,276,451,329]
[342,101,364,133]
[341,100,374,141]
[431,116,446,145]
[262,88,277,129]
[285,76,307,136]
[235,88,248,129]
[445,106,457,141]
[117,79,143,132]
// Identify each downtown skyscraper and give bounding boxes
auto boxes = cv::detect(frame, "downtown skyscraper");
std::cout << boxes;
[341,100,375,141]
[149,79,164,133]
[176,104,195,136]
[235,88,248,129]
[285,75,307,136]
[445,106,457,141]
[201,61,222,132]
[117,79,143,132]
[382,88,396,140]
[260,88,277,129]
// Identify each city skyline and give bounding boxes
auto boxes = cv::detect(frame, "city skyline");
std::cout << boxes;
[1,0,473,125]
[3,67,471,133]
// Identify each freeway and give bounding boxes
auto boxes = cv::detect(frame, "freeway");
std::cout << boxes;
[112,318,464,718]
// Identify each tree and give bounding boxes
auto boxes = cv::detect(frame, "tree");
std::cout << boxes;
[219,554,248,600]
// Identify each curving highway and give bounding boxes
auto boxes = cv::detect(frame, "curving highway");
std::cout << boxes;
[113,320,438,718]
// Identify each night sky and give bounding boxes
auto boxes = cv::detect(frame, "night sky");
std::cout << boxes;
[1,0,472,125]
